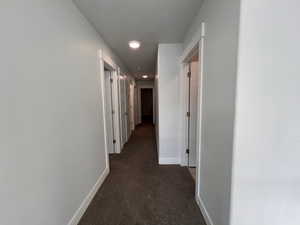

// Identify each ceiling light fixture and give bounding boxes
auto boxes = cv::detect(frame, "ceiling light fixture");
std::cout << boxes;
[129,40,141,49]
[142,75,148,79]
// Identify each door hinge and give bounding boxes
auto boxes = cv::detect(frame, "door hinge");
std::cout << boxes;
[187,72,191,78]
[110,78,113,83]
[186,112,190,117]
[113,139,116,144]
[112,110,115,114]
[186,149,190,154]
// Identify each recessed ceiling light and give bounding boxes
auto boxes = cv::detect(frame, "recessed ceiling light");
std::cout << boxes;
[129,40,141,49]
[142,75,148,79]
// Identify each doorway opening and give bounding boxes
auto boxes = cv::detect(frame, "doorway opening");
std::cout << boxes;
[180,41,203,181]
[141,88,153,124]
[179,23,205,202]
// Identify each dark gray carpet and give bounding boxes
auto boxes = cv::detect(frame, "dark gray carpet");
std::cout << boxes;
[79,123,206,225]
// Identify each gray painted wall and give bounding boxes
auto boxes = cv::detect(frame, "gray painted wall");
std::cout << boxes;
[183,0,240,224]
[0,1,127,225]
[231,1,300,225]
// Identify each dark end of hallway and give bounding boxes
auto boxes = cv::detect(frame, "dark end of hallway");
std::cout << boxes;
[79,124,206,225]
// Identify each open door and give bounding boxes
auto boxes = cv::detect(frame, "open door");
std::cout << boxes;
[118,75,129,146]
[126,80,132,139]
[129,83,135,131]
[104,70,116,154]
[185,56,199,168]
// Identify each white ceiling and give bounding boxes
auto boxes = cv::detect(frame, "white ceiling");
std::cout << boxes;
[74,0,203,79]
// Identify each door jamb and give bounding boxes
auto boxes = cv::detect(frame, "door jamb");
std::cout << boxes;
[97,49,110,168]
[179,23,206,199]
[98,50,122,155]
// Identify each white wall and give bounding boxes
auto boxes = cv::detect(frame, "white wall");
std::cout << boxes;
[231,1,300,225]
[0,1,127,225]
[157,44,182,164]
[154,73,160,153]
[183,0,240,224]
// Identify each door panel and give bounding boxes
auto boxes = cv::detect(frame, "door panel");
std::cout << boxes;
[126,80,132,138]
[120,78,127,145]
[188,61,199,167]
[129,84,135,131]
[104,71,115,154]
[185,61,199,167]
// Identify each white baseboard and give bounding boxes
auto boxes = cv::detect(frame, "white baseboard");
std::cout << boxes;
[159,157,180,165]
[196,195,214,225]
[68,166,110,225]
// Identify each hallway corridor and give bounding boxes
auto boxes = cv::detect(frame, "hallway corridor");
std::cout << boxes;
[79,124,206,225]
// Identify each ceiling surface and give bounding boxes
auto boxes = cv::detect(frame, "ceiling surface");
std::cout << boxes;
[74,0,203,79]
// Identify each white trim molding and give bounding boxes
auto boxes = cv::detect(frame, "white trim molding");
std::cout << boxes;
[159,157,180,165]
[99,49,122,154]
[196,195,214,225]
[97,49,110,167]
[68,166,109,225]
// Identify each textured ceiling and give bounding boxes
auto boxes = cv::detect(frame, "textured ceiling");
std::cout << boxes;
[74,0,203,79]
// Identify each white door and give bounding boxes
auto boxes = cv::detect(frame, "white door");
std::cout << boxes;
[120,77,127,145]
[126,80,132,138]
[186,61,199,167]
[189,61,199,167]
[104,71,115,154]
[111,71,122,154]
[117,75,123,148]
[123,78,129,142]
[129,84,135,131]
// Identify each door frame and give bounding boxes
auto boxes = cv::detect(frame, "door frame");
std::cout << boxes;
[179,22,205,199]
[97,49,109,167]
[98,49,122,155]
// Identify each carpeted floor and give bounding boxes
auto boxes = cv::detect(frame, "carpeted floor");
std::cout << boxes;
[79,123,206,225]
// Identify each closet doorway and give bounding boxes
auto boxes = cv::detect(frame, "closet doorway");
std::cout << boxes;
[141,88,153,123]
